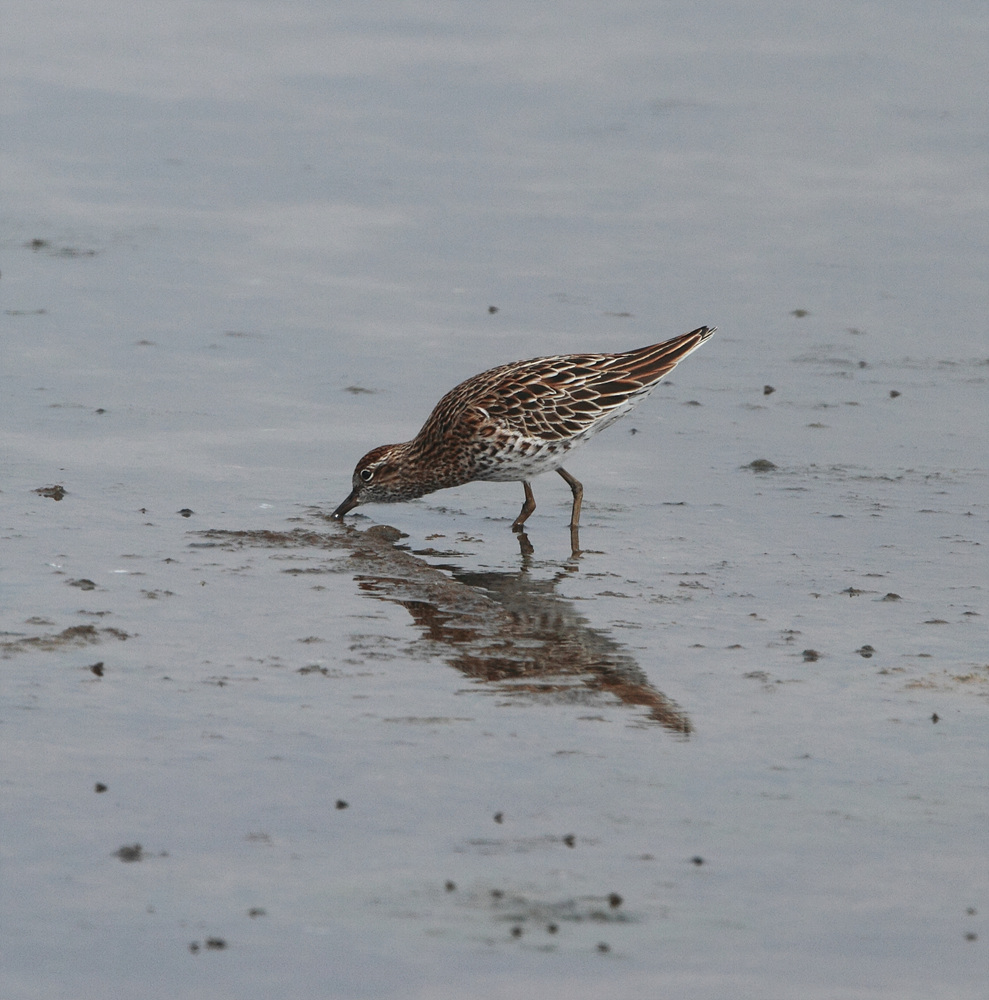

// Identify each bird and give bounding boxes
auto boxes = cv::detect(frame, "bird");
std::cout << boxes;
[332,325,714,533]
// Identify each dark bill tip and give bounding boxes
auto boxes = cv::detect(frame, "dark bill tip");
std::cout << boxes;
[332,490,360,520]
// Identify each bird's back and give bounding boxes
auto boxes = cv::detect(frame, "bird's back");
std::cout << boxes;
[416,325,715,446]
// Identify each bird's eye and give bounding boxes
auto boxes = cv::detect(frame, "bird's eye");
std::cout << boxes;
[360,469,374,482]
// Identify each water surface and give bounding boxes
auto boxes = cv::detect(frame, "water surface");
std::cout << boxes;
[3,2,987,998]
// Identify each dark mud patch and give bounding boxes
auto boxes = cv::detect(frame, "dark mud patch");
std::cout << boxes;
[25,237,101,257]
[407,881,640,952]
[34,484,67,500]
[1,624,131,657]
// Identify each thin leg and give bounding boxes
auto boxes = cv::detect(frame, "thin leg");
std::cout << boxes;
[511,481,536,531]
[556,467,583,528]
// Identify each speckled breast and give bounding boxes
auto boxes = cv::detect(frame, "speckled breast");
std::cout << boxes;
[470,428,594,482]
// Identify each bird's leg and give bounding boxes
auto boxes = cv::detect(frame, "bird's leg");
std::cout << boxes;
[511,481,536,531]
[556,467,583,529]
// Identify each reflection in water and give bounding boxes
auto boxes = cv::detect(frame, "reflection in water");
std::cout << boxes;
[196,523,691,734]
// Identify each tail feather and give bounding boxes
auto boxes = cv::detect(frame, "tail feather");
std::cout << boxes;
[615,326,715,385]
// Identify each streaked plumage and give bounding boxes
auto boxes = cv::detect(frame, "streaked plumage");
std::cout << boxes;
[333,325,715,531]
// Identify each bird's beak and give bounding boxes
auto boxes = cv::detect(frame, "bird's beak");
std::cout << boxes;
[332,489,361,520]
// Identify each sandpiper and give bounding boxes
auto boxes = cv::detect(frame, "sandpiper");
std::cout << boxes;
[333,325,714,533]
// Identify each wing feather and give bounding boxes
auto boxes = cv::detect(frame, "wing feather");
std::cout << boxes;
[416,326,714,444]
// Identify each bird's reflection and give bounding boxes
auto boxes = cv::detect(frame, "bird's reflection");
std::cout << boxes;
[195,522,691,734]
[346,524,691,734]
[514,526,579,558]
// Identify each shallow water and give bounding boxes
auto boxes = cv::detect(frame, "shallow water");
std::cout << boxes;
[3,2,987,998]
